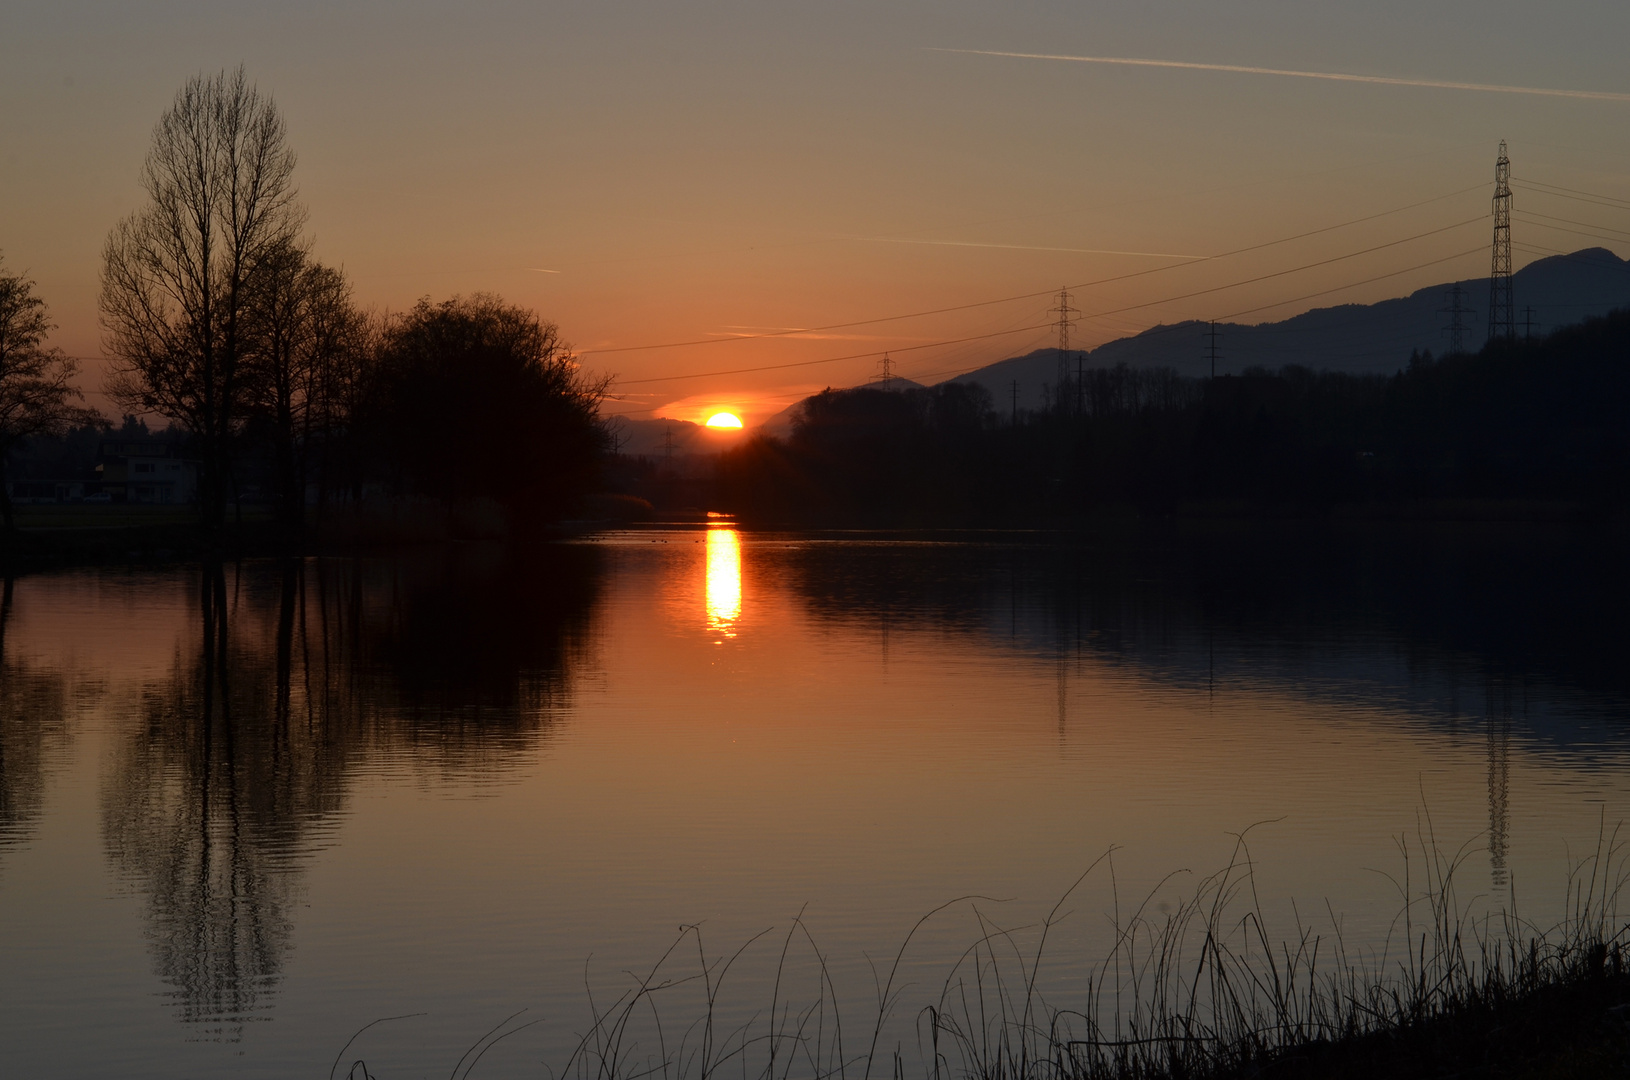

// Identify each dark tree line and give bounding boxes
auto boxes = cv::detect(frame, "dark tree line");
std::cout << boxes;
[0,255,97,535]
[95,69,609,540]
[361,296,609,532]
[716,382,998,522]
[711,309,1630,525]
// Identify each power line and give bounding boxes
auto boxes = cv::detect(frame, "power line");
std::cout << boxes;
[1212,245,1485,321]
[1517,210,1630,240]
[1514,216,1630,247]
[102,224,1497,427]
[1077,216,1485,325]
[1512,176,1630,210]
[577,183,1485,357]
[895,245,1484,383]
[892,329,1056,385]
[615,220,1485,389]
[1104,244,1482,340]
[602,240,1494,412]
[1513,239,1574,259]
[600,328,1060,414]
[613,318,1057,385]
[1511,238,1630,275]
[1511,184,1630,214]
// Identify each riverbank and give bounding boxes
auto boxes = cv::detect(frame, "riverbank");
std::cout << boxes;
[0,504,273,569]
[511,916,1630,1080]
[0,498,561,570]
[4,495,1623,575]
[518,831,1630,1080]
[1235,970,1630,1079]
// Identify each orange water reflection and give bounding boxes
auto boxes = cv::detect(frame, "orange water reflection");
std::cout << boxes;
[4,533,1630,1078]
[705,527,741,636]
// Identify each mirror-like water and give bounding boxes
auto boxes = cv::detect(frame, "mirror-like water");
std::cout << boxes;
[0,525,1627,1078]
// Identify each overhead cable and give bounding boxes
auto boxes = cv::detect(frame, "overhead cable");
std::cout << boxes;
[615,217,1486,387]
[1513,176,1630,210]
[579,183,1486,357]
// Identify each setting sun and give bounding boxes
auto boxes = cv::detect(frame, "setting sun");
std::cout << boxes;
[705,412,743,429]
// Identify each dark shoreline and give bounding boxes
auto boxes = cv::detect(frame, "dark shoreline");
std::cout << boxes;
[1,496,1623,574]
[1215,971,1630,1079]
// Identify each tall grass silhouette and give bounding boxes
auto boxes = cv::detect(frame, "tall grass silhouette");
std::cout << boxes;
[338,816,1630,1080]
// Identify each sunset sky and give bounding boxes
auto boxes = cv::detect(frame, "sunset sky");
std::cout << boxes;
[3,1,1628,425]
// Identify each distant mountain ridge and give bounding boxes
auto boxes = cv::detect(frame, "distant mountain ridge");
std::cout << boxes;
[950,247,1630,412]
[757,375,926,436]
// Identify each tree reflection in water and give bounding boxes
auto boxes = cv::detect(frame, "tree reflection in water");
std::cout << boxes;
[782,529,1630,880]
[783,529,1630,711]
[0,578,73,856]
[100,545,602,1037]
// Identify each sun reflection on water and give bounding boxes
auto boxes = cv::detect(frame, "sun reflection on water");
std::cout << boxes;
[705,526,742,636]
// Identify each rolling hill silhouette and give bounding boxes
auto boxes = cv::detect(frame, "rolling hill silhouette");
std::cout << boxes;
[951,247,1630,412]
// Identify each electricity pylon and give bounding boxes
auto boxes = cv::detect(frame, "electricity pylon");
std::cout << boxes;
[1488,140,1515,344]
[1439,283,1475,355]
[1051,286,1080,408]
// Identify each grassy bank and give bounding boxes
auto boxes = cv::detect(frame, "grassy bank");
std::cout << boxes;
[344,827,1630,1080]
[1241,971,1630,1078]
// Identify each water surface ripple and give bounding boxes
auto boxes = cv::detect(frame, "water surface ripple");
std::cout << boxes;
[0,526,1626,1078]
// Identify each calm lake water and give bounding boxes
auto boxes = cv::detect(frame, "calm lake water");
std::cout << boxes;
[1,525,1627,1078]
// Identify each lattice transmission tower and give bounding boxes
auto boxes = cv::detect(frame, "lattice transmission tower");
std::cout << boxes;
[1439,283,1475,355]
[1488,140,1515,344]
[1051,286,1080,408]
[872,352,897,389]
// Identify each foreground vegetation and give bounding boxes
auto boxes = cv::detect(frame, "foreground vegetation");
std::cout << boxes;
[339,826,1630,1080]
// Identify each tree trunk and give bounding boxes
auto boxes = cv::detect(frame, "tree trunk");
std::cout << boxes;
[198,437,228,535]
[275,410,305,542]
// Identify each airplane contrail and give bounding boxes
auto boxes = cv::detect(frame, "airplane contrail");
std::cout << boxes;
[527,267,562,274]
[928,48,1630,103]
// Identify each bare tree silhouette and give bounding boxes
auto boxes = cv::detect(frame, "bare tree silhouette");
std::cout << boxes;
[241,238,366,536]
[100,549,602,1032]
[101,67,305,532]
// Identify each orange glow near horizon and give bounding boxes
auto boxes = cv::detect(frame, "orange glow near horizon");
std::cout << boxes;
[705,527,742,637]
[9,7,1620,416]
[705,412,744,429]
